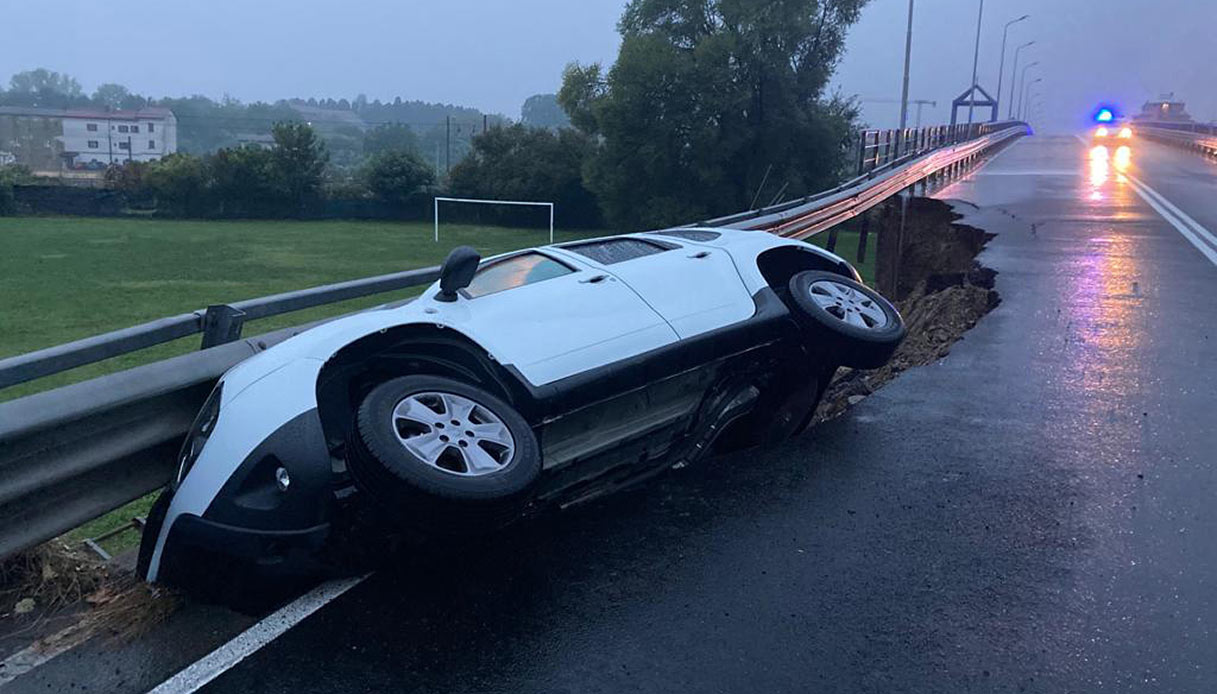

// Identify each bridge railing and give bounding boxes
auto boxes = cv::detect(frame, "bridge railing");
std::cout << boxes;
[1135,121,1217,158]
[0,120,1029,561]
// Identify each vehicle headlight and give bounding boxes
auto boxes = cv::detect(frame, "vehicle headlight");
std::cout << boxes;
[176,383,222,486]
[1096,127,1109,137]
[1119,127,1132,139]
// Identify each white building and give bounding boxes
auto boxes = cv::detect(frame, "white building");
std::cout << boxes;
[60,107,178,167]
[0,106,178,171]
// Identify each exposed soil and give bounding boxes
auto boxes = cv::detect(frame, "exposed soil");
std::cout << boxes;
[1,543,180,663]
[815,198,999,422]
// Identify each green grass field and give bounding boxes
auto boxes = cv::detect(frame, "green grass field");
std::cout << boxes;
[0,216,600,401]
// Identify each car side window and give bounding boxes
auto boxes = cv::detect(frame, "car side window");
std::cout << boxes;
[563,238,674,265]
[464,253,573,298]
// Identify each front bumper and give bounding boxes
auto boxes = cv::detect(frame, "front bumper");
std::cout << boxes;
[138,486,330,586]
[140,406,337,585]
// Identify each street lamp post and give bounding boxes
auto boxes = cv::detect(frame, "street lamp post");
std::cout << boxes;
[1019,77,1043,120]
[1008,41,1035,118]
[966,0,985,124]
[1015,61,1039,120]
[995,15,1029,120]
[898,0,915,130]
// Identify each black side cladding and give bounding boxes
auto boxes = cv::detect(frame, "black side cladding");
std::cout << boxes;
[204,408,333,531]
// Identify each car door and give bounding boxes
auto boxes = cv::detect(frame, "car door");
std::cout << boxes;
[553,237,756,338]
[450,250,678,386]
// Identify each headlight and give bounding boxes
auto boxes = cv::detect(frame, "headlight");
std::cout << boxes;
[176,383,222,486]
[1119,127,1132,139]
[1095,127,1109,137]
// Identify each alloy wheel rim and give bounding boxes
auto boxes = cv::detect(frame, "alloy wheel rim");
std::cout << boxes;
[808,280,889,330]
[390,391,516,476]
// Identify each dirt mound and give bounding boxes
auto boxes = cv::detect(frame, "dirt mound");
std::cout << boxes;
[816,198,998,422]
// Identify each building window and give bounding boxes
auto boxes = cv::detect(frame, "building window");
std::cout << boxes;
[130,125,139,133]
[147,123,154,133]
[86,123,98,132]
[87,140,99,149]
[118,125,129,133]
[118,141,130,150]
[148,140,156,149]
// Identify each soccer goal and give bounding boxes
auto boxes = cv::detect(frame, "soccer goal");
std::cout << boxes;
[433,197,555,244]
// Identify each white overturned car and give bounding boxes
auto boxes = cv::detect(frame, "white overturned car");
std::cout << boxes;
[139,228,905,586]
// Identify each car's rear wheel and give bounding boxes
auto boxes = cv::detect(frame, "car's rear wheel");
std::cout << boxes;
[347,375,541,535]
[787,270,906,369]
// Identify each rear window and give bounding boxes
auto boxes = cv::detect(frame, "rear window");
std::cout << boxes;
[563,238,673,265]
[465,253,572,298]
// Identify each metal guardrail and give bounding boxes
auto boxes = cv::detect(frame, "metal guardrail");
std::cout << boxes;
[1135,122,1217,158]
[0,120,1028,561]
[700,121,1028,239]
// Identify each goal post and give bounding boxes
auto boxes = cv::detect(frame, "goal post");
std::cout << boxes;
[433,196,555,244]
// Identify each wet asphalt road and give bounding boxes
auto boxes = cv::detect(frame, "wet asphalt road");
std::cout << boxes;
[182,136,1217,693]
[9,135,1217,694]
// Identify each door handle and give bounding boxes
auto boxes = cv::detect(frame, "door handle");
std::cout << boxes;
[688,250,712,259]
[579,274,609,284]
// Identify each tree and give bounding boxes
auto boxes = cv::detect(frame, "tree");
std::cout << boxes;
[144,153,209,216]
[559,0,867,229]
[447,124,602,228]
[4,68,84,107]
[209,145,280,217]
[270,122,328,214]
[363,123,420,157]
[92,83,131,109]
[362,151,434,208]
[521,94,571,129]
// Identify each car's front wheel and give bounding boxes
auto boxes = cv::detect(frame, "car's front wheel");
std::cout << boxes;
[787,270,906,369]
[347,375,541,535]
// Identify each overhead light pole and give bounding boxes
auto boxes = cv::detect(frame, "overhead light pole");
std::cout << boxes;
[1008,41,1035,118]
[966,0,985,124]
[1019,77,1042,120]
[995,14,1029,120]
[898,0,915,130]
[1016,64,1039,120]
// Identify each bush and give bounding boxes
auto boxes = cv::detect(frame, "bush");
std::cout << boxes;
[0,164,34,216]
[143,153,210,216]
[362,151,434,210]
[209,145,280,217]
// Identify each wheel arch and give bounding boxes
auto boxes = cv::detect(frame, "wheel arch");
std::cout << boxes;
[755,244,860,296]
[315,324,536,453]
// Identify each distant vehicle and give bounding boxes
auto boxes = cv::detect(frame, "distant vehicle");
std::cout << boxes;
[1091,122,1133,145]
[1090,106,1133,145]
[138,228,906,588]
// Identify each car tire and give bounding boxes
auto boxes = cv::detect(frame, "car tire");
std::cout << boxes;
[347,375,541,535]
[787,270,906,369]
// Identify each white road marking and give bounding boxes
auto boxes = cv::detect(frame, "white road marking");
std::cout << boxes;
[0,620,95,686]
[144,574,368,694]
[1073,134,1217,268]
[1124,176,1217,268]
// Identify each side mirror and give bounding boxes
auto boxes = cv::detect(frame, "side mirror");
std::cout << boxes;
[436,245,480,302]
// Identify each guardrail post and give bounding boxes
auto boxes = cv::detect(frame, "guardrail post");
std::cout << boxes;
[857,131,866,175]
[200,305,247,349]
[856,212,871,264]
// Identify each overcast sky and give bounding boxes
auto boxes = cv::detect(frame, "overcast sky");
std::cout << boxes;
[2,0,1214,130]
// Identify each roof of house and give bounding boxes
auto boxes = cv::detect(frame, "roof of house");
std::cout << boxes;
[0,106,175,120]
